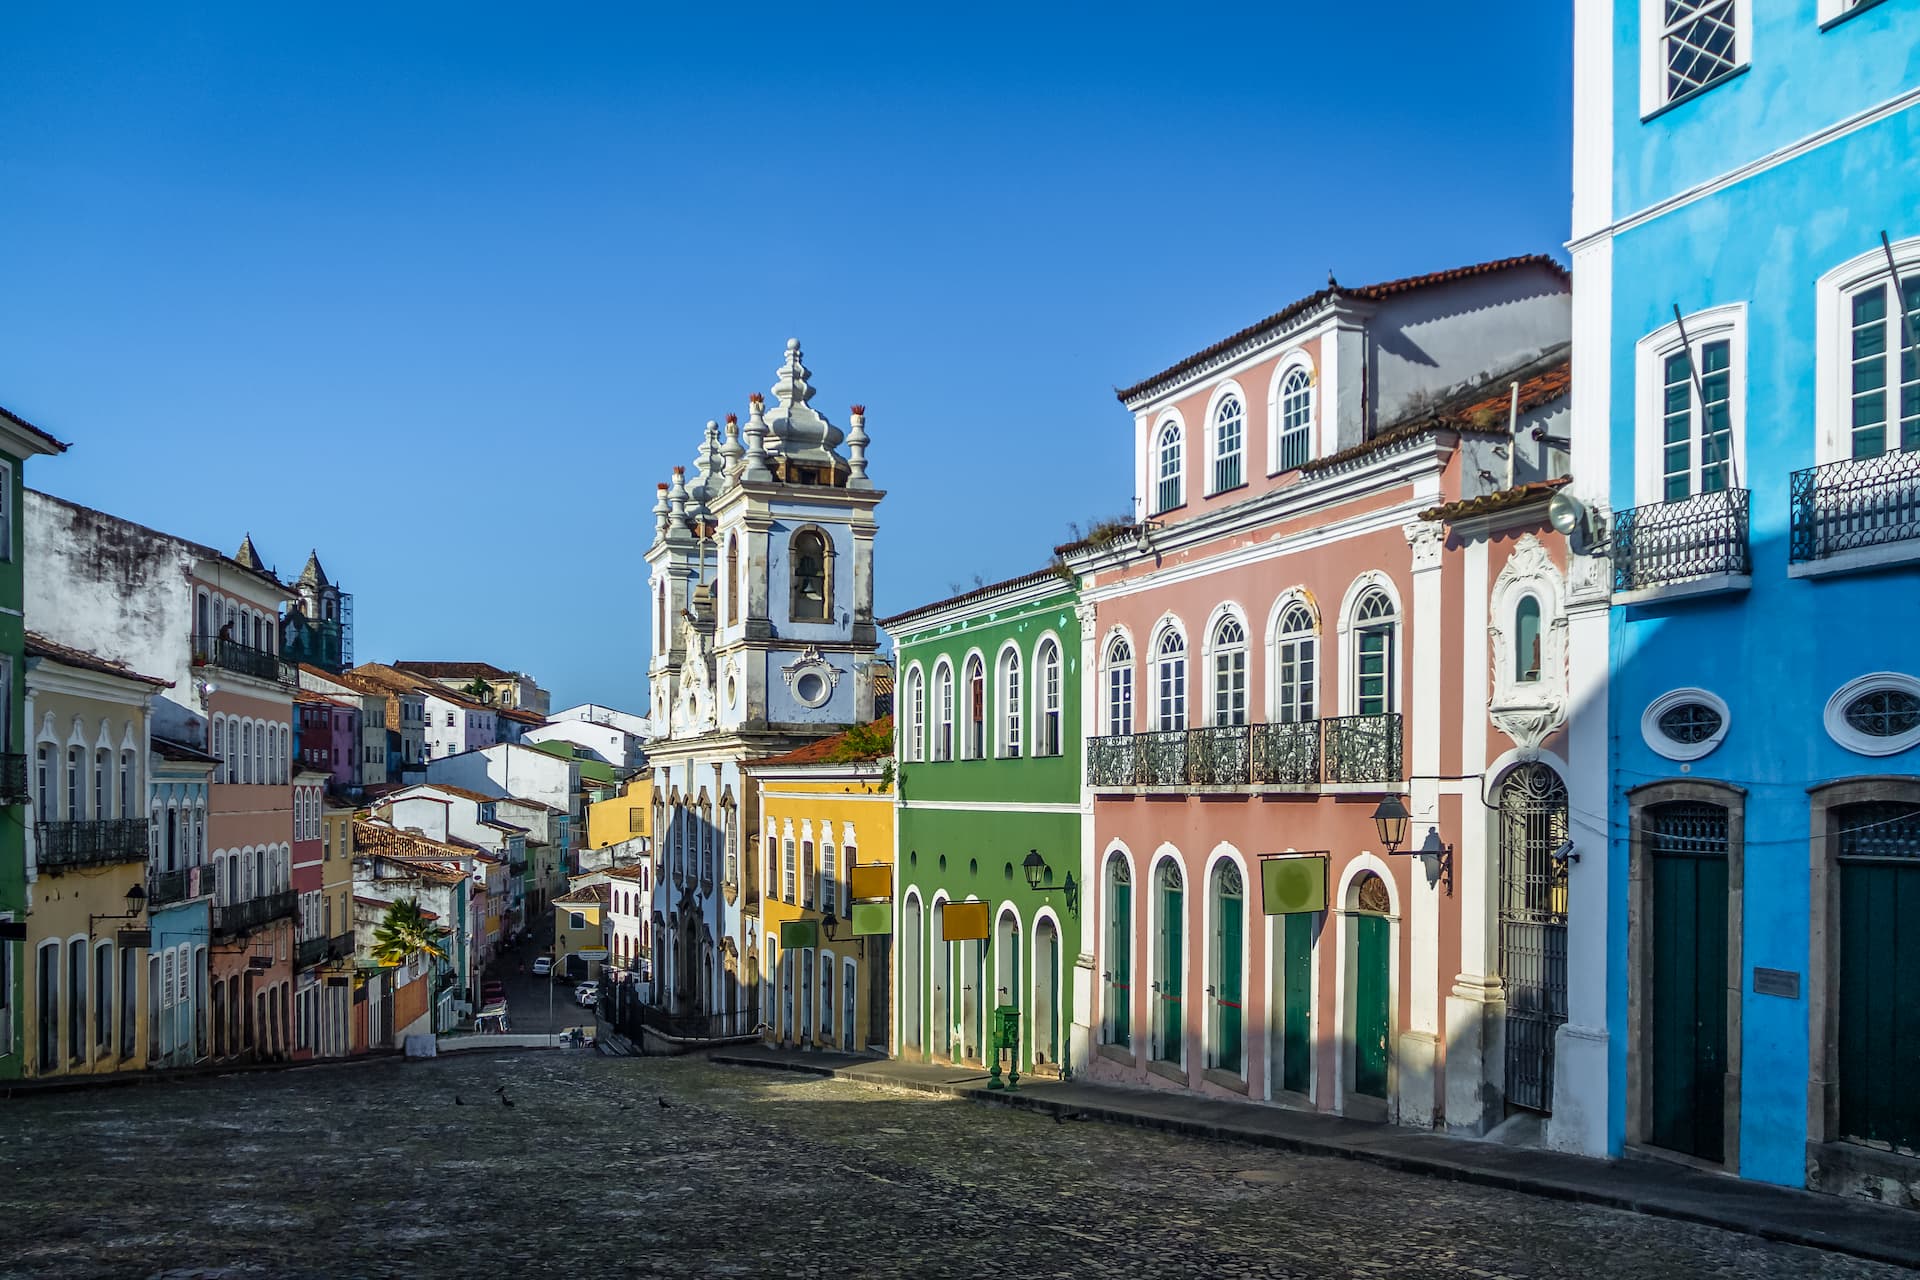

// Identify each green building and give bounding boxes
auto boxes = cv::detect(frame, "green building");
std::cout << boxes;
[885,570,1085,1079]
[0,404,67,1082]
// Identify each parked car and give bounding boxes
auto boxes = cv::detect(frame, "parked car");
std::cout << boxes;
[574,982,599,1007]
[531,956,553,976]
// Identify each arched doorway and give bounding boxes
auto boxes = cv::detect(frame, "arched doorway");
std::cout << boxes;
[1034,915,1061,1070]
[902,894,924,1056]
[1498,763,1569,1114]
[994,909,1022,1070]
[930,895,950,1061]
[1344,870,1393,1117]
[1104,854,1132,1050]
[1154,861,1185,1068]
[1209,861,1245,1080]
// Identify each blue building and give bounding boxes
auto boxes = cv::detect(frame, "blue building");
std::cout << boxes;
[148,734,217,1069]
[1564,0,1920,1201]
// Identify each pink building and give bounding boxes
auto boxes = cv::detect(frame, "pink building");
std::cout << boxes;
[1066,256,1581,1136]
[296,693,362,791]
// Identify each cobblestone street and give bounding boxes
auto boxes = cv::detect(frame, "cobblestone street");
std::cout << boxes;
[0,1053,1906,1279]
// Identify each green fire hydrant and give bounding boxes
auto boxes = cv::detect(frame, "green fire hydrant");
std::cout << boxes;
[988,1004,1021,1091]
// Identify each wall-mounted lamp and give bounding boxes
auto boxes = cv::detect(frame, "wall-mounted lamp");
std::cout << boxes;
[1022,849,1079,916]
[91,882,148,931]
[1370,796,1411,854]
[820,913,863,955]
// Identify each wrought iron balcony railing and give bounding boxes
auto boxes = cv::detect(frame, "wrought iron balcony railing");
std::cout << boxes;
[148,865,213,906]
[1790,450,1920,563]
[1610,488,1750,593]
[1251,720,1321,787]
[296,933,330,970]
[192,634,296,687]
[329,929,355,962]
[35,818,150,870]
[0,753,27,804]
[1322,713,1405,785]
[212,890,296,937]
[1087,714,1400,790]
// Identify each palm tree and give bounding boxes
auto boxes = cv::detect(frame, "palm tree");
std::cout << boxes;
[371,898,447,968]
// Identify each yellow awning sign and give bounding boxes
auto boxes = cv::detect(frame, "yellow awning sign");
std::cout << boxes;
[941,900,990,941]
[850,864,892,902]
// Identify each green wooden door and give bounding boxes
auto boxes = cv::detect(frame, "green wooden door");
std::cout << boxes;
[1354,914,1389,1100]
[1159,883,1183,1062]
[1217,890,1243,1073]
[1282,912,1314,1095]
[1837,803,1920,1151]
[1111,882,1131,1047]
[1045,931,1060,1064]
[1648,804,1728,1163]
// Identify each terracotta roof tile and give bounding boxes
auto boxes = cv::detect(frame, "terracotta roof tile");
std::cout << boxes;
[1116,254,1569,404]
[1420,477,1570,524]
[26,632,171,687]
[394,661,515,681]
[0,403,71,453]
[753,717,893,767]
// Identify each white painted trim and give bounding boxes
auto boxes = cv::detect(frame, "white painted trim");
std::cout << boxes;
[1200,844,1251,1078]
[1824,671,1920,757]
[1815,234,1920,464]
[1151,412,1188,516]
[1332,854,1400,1118]
[1335,571,1402,718]
[1031,630,1065,758]
[1098,840,1139,1049]
[1572,85,1920,251]
[1571,0,1615,239]
[1145,845,1189,1072]
[1148,613,1191,732]
[1632,302,1749,507]
[1641,687,1732,761]
[1199,601,1250,728]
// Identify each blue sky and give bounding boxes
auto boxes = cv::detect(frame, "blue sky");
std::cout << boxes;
[0,3,1574,713]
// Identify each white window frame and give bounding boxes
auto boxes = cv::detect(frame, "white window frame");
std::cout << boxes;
[1104,634,1134,738]
[1153,417,1185,515]
[961,651,986,761]
[1638,0,1751,117]
[1641,687,1732,761]
[1266,351,1316,475]
[1205,609,1248,728]
[1815,236,1920,464]
[1036,637,1062,757]
[1204,382,1247,496]
[996,644,1023,759]
[1818,0,1883,22]
[1269,595,1319,724]
[1633,303,1748,507]
[1337,575,1402,718]
[902,664,925,763]
[1150,622,1188,732]
[932,660,954,762]
[1824,671,1920,757]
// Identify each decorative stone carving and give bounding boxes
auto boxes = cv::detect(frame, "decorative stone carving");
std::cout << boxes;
[780,644,842,709]
[1488,535,1569,750]
[1403,519,1446,573]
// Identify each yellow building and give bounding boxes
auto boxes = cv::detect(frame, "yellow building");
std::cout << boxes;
[21,635,166,1079]
[552,881,607,981]
[747,719,893,1054]
[586,775,651,855]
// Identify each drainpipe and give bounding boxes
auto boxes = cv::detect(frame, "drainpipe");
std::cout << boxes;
[1506,381,1520,491]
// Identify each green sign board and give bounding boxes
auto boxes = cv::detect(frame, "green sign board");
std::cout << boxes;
[851,902,892,936]
[1261,855,1328,915]
[779,919,819,950]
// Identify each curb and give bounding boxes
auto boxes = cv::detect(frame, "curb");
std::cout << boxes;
[713,1055,1920,1271]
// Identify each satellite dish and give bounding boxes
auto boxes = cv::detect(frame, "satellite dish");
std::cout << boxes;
[1547,489,1587,538]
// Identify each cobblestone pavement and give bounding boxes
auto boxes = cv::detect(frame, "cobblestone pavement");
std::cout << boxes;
[0,1053,1907,1279]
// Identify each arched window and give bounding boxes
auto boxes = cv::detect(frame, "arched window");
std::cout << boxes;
[933,662,955,762]
[1155,421,1183,514]
[1105,637,1134,737]
[1352,588,1398,717]
[790,530,829,622]
[725,535,740,625]
[93,749,109,818]
[903,667,925,762]
[1277,366,1313,471]
[997,647,1022,758]
[1210,616,1247,726]
[1153,628,1187,731]
[1209,861,1245,1077]
[821,840,837,915]
[1275,603,1317,724]
[1212,395,1244,493]
[963,654,985,760]
[783,835,796,903]
[656,580,667,652]
[1105,855,1132,1048]
[67,746,84,818]
[1514,596,1543,683]
[120,751,134,818]
[1037,639,1062,756]
[240,722,253,786]
[35,743,50,816]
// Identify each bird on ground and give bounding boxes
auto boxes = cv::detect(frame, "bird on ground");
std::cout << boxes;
[500,1095,515,1108]
[657,1097,670,1110]
[455,1095,468,1106]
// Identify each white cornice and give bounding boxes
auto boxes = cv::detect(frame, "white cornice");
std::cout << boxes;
[1121,304,1352,411]
[1570,86,1920,251]
[26,659,161,707]
[885,575,1074,641]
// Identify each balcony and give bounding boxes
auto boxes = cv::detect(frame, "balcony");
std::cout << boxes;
[1088,714,1401,792]
[1790,450,1920,576]
[0,753,27,804]
[192,634,296,688]
[212,890,296,937]
[1610,488,1751,601]
[149,865,213,906]
[328,929,355,962]
[296,933,330,970]
[35,819,150,871]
